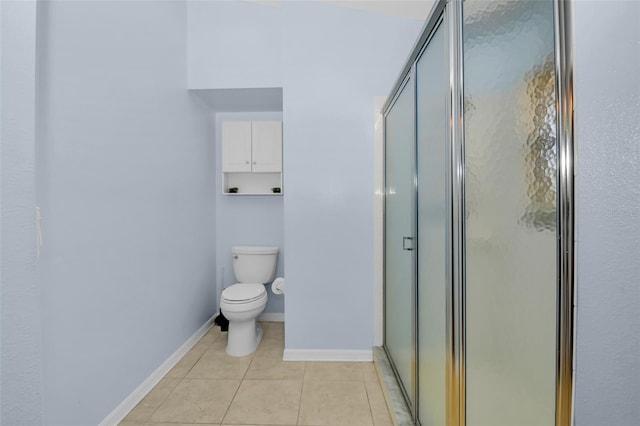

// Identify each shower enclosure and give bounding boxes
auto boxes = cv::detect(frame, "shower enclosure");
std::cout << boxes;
[382,0,574,425]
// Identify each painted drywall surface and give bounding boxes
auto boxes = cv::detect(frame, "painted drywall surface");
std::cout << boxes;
[187,0,421,346]
[319,0,434,20]
[573,1,640,424]
[36,1,215,424]
[0,1,44,424]
[192,88,283,112]
[242,0,435,20]
[187,0,282,89]
[281,2,423,350]
[215,112,284,314]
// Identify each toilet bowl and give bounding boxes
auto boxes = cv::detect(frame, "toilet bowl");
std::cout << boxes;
[220,246,278,357]
[220,283,268,356]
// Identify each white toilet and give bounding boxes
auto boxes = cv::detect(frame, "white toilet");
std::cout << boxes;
[220,246,279,357]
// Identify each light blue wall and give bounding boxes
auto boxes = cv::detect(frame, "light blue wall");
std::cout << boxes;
[187,0,282,89]
[281,2,423,350]
[214,112,284,314]
[6,0,637,424]
[36,1,216,424]
[187,1,423,347]
[573,1,640,424]
[0,1,44,424]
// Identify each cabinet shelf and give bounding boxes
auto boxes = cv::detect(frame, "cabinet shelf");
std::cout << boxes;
[222,172,282,196]
[224,192,283,196]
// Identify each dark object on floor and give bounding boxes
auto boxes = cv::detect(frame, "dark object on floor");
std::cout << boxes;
[214,311,229,332]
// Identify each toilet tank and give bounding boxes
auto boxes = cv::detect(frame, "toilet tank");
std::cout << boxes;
[232,246,279,284]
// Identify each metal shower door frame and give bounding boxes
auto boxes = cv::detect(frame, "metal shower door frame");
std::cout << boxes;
[381,0,575,424]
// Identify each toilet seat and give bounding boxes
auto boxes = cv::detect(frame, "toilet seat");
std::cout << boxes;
[221,283,266,304]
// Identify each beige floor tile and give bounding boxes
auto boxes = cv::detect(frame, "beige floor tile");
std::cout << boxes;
[187,342,253,379]
[210,333,229,350]
[362,363,379,383]
[189,326,222,353]
[365,380,393,426]
[166,349,207,379]
[261,322,284,338]
[223,380,302,425]
[189,338,214,355]
[260,336,284,351]
[121,322,391,426]
[245,356,305,380]
[120,405,157,423]
[304,362,365,382]
[120,377,181,423]
[150,379,240,424]
[205,325,223,338]
[298,380,374,426]
[121,423,218,426]
[214,326,282,358]
[255,338,285,359]
[259,331,283,346]
[260,327,284,349]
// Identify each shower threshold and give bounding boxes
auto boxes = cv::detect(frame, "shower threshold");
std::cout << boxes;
[373,346,414,425]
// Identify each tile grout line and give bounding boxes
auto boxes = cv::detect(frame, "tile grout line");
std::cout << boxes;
[363,369,377,426]
[127,322,303,425]
[218,380,244,423]
[219,361,250,422]
[182,330,220,378]
[172,331,223,418]
[141,378,180,424]
[125,330,222,424]
[295,361,307,426]
[219,325,263,425]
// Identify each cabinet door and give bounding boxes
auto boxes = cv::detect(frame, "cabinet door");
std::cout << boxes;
[222,121,252,172]
[251,121,282,173]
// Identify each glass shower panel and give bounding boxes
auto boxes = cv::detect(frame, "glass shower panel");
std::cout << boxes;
[416,21,448,426]
[462,1,558,425]
[384,79,416,407]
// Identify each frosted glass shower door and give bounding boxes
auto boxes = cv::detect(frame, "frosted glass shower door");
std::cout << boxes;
[416,20,448,426]
[384,79,416,407]
[462,1,558,425]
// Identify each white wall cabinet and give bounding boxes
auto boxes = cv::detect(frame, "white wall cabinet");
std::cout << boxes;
[222,121,253,172]
[221,120,283,195]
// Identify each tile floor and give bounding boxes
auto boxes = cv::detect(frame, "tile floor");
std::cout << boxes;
[120,322,393,426]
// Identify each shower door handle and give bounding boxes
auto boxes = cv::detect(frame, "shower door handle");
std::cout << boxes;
[402,237,414,251]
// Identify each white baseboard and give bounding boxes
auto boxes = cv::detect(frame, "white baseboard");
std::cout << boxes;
[258,312,284,322]
[99,315,216,426]
[283,349,373,362]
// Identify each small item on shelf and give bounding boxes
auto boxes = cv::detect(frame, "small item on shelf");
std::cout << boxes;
[272,187,281,193]
[228,187,239,193]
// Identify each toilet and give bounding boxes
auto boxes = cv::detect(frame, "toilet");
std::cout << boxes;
[220,246,279,357]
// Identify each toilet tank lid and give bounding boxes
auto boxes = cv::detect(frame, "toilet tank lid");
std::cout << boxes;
[232,246,279,255]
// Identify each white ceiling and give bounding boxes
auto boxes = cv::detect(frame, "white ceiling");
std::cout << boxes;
[242,0,434,21]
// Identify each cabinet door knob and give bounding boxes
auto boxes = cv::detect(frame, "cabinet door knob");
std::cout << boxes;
[253,162,256,164]
[245,161,250,164]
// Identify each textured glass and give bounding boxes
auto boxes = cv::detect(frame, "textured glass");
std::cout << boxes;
[463,1,558,425]
[416,22,448,426]
[384,80,415,406]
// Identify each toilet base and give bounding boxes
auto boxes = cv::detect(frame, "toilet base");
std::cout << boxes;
[226,320,263,357]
